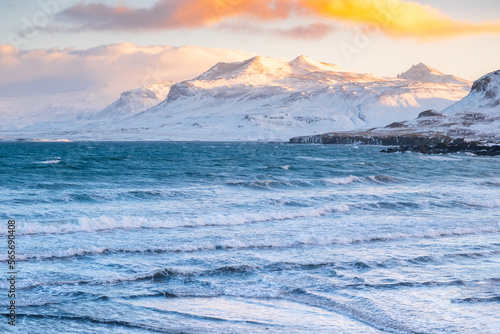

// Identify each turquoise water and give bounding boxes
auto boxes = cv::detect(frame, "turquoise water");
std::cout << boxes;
[0,142,499,333]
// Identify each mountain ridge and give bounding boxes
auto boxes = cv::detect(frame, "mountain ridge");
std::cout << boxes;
[0,55,475,142]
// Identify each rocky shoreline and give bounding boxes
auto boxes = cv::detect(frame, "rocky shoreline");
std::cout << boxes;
[289,132,453,146]
[381,139,500,156]
[289,133,500,156]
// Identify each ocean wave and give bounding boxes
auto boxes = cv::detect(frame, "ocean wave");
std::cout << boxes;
[295,156,334,162]
[12,262,334,291]
[1,235,348,263]
[269,199,309,207]
[35,157,62,164]
[9,246,110,262]
[226,179,312,189]
[124,190,188,199]
[10,189,190,205]
[481,180,500,187]
[5,224,499,263]
[5,203,350,236]
[344,279,466,290]
[227,174,401,189]
[7,313,172,333]
[322,176,362,185]
[452,296,500,303]
[366,175,402,183]
[445,250,500,259]
[419,155,460,162]
[17,267,217,291]
[29,182,82,190]
[264,165,291,170]
[284,291,417,334]
[357,201,426,210]
[462,199,500,208]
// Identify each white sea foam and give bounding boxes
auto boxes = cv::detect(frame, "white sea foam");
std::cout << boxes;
[4,224,499,263]
[10,199,497,238]
[323,176,361,185]
[419,155,459,162]
[36,157,62,164]
[8,203,350,236]
[323,175,400,185]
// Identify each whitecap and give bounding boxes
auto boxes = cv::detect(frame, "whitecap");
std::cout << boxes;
[8,203,351,236]
[36,157,62,164]
[323,176,361,185]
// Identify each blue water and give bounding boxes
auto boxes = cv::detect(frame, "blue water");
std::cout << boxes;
[0,142,499,333]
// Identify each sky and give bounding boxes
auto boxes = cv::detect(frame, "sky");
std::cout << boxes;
[0,0,499,96]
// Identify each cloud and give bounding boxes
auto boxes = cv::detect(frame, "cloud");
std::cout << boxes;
[297,0,500,39]
[0,43,255,97]
[54,0,500,39]
[219,22,336,40]
[275,23,336,39]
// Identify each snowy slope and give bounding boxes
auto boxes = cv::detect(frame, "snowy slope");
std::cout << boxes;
[88,82,173,120]
[1,56,472,141]
[0,83,123,131]
[444,70,500,113]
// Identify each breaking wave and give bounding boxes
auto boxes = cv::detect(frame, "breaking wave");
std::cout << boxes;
[227,174,401,189]
[5,224,499,263]
[35,157,62,164]
[5,203,350,236]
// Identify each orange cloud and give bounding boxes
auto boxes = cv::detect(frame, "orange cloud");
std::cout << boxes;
[296,0,500,38]
[56,0,500,39]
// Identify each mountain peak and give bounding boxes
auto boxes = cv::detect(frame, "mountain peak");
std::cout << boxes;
[290,55,320,67]
[291,55,314,63]
[398,63,471,86]
[438,69,499,117]
[468,70,500,107]
[245,56,288,73]
[471,70,500,94]
[399,63,443,79]
[250,55,266,62]
[196,55,349,82]
[196,56,290,81]
[289,55,345,72]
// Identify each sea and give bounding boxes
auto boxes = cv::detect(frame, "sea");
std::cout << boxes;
[0,142,499,333]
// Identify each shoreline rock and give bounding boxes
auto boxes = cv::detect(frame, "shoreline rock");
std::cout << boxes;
[381,139,500,156]
[289,132,453,146]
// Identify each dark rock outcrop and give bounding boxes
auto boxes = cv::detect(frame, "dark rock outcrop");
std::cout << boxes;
[381,139,500,156]
[417,110,444,118]
[289,132,452,146]
[385,122,408,128]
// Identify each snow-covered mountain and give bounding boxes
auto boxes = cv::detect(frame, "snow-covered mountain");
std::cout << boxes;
[1,55,472,141]
[0,83,123,131]
[291,70,500,144]
[84,56,469,141]
[445,70,500,113]
[397,63,471,87]
[87,81,173,120]
[396,69,500,142]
